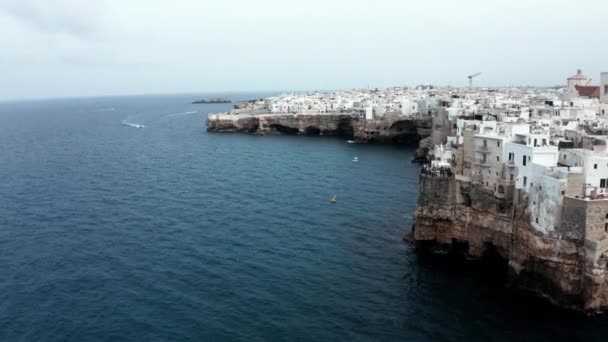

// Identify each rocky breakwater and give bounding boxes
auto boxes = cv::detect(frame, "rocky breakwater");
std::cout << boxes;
[206,112,432,144]
[411,173,608,312]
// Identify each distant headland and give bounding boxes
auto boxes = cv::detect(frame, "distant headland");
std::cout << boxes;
[192,98,231,104]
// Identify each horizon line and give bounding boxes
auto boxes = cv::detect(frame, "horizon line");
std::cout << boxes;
[0,84,570,103]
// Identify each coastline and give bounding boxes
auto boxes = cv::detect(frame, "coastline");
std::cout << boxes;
[206,109,608,313]
[205,112,433,160]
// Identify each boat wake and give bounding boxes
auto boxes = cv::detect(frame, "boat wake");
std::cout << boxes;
[166,111,198,118]
[122,120,145,128]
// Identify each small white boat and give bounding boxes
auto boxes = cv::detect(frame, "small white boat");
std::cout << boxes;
[352,157,359,162]
[347,140,355,144]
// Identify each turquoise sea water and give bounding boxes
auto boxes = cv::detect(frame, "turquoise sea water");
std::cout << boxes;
[0,94,606,341]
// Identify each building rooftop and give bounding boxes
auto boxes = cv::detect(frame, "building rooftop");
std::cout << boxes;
[568,69,590,80]
[575,85,600,98]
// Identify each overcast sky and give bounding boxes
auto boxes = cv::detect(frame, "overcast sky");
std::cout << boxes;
[0,0,605,100]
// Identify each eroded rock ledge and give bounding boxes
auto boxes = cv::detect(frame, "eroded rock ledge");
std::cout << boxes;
[412,174,608,312]
[206,113,432,145]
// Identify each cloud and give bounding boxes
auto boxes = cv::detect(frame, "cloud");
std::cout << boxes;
[0,0,106,37]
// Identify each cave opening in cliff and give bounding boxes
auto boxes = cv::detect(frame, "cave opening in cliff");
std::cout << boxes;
[269,124,299,134]
[480,242,509,280]
[388,121,419,145]
[247,122,260,133]
[304,126,321,135]
[391,133,419,144]
[337,119,354,137]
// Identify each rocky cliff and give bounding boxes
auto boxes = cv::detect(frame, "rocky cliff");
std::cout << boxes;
[412,175,608,312]
[206,113,432,144]
[352,117,432,144]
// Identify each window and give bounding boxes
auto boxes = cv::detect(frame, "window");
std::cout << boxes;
[536,217,539,224]
[601,179,607,189]
[510,174,514,181]
[605,222,608,233]
[523,176,527,186]
[594,164,598,169]
[496,156,500,162]
[561,190,565,195]
[523,155,527,166]
[497,141,501,147]
[534,138,538,146]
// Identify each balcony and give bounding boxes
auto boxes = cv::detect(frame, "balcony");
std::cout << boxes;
[455,174,471,182]
[494,185,506,199]
[475,145,491,153]
[473,159,492,167]
[471,173,483,184]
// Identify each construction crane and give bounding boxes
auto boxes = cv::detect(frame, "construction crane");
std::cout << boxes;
[468,72,482,87]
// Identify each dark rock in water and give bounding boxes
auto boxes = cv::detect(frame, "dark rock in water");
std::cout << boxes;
[192,98,232,104]
[413,136,434,163]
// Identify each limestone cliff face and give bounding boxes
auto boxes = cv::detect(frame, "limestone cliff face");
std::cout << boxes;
[206,116,261,133]
[413,175,608,311]
[352,117,432,144]
[206,113,431,143]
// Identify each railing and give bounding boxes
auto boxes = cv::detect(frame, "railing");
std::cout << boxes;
[421,165,453,178]
[473,159,491,167]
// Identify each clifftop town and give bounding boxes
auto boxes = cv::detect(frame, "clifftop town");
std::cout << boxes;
[413,70,608,311]
[205,86,441,144]
[205,70,608,310]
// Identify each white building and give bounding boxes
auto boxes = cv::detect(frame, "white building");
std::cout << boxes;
[504,132,559,192]
[558,149,608,196]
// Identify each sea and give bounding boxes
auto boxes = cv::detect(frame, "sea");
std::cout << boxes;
[0,93,606,341]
